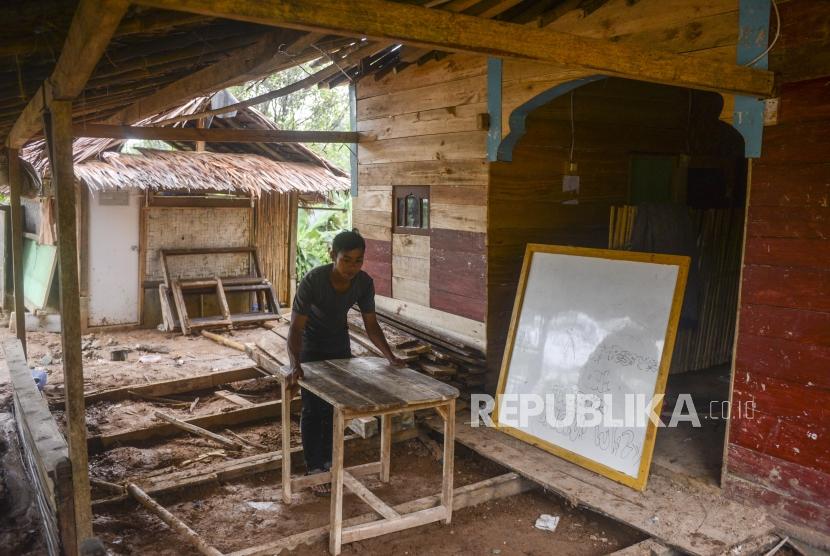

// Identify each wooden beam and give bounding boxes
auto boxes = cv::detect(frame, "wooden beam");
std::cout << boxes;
[227,472,534,556]
[88,398,301,452]
[343,471,400,520]
[45,99,93,543]
[6,150,26,353]
[133,0,774,97]
[73,124,360,143]
[6,0,129,148]
[102,32,326,126]
[127,483,223,556]
[153,410,246,450]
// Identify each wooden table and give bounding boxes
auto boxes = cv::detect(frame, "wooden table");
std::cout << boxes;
[249,350,459,555]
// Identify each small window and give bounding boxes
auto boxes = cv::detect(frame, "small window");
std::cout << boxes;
[394,186,430,235]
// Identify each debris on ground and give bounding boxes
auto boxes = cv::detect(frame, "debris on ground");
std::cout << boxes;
[535,514,561,532]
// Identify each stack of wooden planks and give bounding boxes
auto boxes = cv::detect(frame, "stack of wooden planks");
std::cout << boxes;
[347,310,486,396]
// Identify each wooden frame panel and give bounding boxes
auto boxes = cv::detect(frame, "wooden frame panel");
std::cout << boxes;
[492,244,689,491]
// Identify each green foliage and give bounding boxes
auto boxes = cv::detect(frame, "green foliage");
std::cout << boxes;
[230,64,352,279]
[296,191,352,279]
[229,66,351,172]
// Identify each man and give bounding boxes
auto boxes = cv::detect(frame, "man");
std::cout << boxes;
[286,229,402,495]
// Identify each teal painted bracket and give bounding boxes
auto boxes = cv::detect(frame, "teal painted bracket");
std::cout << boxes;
[487,58,502,162]
[349,82,359,196]
[496,75,606,162]
[733,0,771,158]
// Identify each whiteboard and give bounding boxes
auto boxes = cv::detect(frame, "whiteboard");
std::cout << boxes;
[494,244,688,490]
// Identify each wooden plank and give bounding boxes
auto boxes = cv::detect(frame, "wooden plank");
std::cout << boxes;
[330,409,346,555]
[357,53,488,100]
[50,366,264,408]
[392,276,429,306]
[307,360,409,412]
[358,160,488,187]
[127,483,223,556]
[215,390,254,407]
[375,295,486,350]
[73,124,359,143]
[358,102,488,141]
[744,237,830,270]
[738,304,830,347]
[341,506,446,544]
[726,444,830,508]
[343,471,400,520]
[325,357,458,403]
[6,150,26,351]
[380,415,392,483]
[441,400,455,523]
[424,418,775,556]
[358,131,487,165]
[430,203,486,233]
[134,0,774,97]
[153,411,243,450]
[358,76,486,121]
[88,399,299,452]
[228,472,533,556]
[280,380,292,504]
[392,234,430,260]
[735,333,830,388]
[46,99,93,542]
[291,462,381,491]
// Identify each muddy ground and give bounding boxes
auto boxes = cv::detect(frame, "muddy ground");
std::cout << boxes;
[0,324,646,555]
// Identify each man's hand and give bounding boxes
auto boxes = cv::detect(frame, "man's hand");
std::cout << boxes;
[386,356,406,367]
[287,364,304,394]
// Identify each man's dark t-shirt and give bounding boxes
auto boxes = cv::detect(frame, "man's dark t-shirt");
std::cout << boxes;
[292,263,375,356]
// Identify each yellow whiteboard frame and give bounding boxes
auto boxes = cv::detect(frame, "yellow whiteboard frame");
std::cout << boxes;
[492,244,690,491]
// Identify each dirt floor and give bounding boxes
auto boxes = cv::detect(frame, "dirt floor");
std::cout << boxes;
[0,324,648,555]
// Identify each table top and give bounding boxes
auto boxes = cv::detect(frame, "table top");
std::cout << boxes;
[247,335,459,414]
[299,357,459,414]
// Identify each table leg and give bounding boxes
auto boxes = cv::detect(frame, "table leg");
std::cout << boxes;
[380,414,392,483]
[329,409,345,555]
[441,399,455,524]
[281,381,292,504]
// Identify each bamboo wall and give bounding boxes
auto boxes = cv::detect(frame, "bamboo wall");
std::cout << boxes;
[254,191,296,307]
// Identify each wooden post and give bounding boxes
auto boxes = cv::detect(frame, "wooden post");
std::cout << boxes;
[6,149,26,354]
[329,408,345,556]
[281,379,292,504]
[45,99,94,543]
[441,399,455,524]
[195,117,206,152]
[380,414,391,483]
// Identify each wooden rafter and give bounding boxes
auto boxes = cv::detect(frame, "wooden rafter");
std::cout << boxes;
[5,0,129,148]
[73,124,359,143]
[101,31,330,126]
[133,0,774,97]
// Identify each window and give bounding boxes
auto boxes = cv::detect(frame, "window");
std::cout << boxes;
[393,186,430,235]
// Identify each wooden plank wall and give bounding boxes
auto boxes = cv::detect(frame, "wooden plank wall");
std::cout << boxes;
[487,78,744,389]
[355,53,489,343]
[722,2,830,541]
[500,0,741,135]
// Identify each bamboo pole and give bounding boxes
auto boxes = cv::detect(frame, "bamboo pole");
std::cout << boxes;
[45,99,94,542]
[200,330,246,352]
[153,410,245,450]
[127,483,224,556]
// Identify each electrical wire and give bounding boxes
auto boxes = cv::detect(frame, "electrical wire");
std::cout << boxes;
[569,91,575,165]
[744,0,780,67]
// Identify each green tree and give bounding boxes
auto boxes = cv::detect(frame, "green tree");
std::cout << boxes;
[229,66,351,172]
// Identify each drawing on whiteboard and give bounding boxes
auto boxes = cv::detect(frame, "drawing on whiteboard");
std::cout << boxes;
[494,244,689,491]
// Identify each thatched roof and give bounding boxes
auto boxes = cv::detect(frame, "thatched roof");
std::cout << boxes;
[76,148,348,196]
[17,90,348,195]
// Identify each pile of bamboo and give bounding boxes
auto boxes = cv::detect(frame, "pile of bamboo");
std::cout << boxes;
[609,205,637,249]
[609,206,744,373]
[671,208,744,373]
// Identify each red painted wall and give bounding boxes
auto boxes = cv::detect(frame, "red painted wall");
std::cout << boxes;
[725,77,830,537]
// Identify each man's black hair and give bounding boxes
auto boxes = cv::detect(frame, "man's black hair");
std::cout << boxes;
[332,229,366,255]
